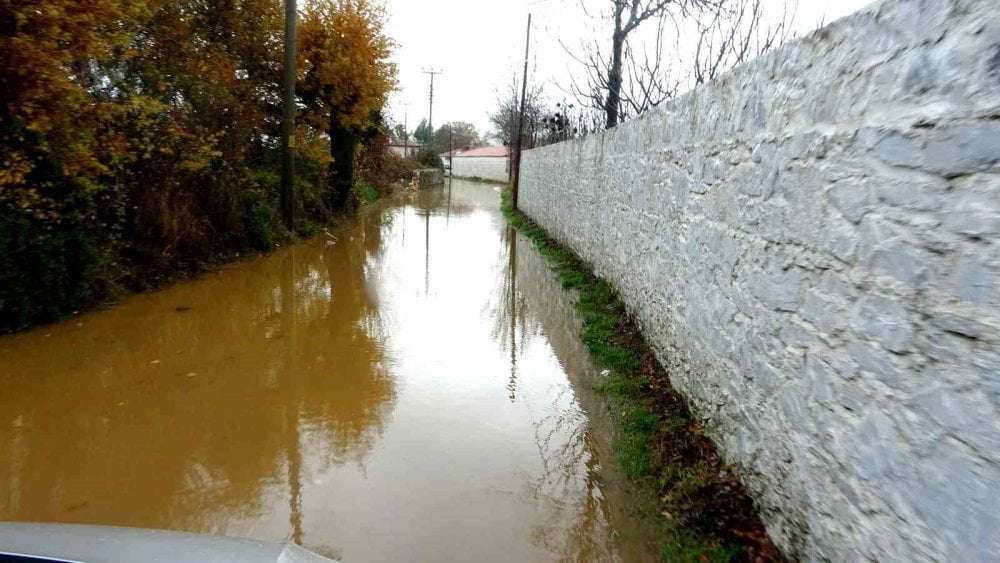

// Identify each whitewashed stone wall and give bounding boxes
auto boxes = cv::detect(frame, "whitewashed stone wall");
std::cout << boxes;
[519,0,1000,559]
[452,156,509,182]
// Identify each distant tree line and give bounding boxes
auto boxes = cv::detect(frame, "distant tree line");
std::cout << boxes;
[0,0,397,332]
[398,119,485,155]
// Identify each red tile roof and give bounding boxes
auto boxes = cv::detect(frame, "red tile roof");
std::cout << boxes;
[440,146,510,158]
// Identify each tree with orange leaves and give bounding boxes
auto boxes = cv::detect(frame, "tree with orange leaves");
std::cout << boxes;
[0,0,147,215]
[298,0,396,211]
[0,0,152,327]
[0,0,398,331]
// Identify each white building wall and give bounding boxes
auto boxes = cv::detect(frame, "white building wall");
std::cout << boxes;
[452,156,509,182]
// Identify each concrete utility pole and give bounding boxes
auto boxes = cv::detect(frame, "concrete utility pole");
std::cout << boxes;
[447,126,453,223]
[511,14,531,210]
[422,69,442,148]
[280,0,297,230]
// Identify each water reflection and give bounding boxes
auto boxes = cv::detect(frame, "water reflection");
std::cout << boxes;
[485,226,536,403]
[0,179,658,562]
[513,230,663,561]
[0,206,396,547]
[509,231,518,402]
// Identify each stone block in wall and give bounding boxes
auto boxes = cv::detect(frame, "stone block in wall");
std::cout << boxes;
[850,294,914,353]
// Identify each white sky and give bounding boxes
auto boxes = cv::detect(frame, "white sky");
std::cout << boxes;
[383,0,875,139]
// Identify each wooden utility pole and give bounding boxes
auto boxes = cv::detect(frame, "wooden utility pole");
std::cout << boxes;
[280,0,297,230]
[511,14,531,210]
[422,69,442,148]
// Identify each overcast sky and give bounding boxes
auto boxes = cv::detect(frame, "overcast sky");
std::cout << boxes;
[382,0,875,140]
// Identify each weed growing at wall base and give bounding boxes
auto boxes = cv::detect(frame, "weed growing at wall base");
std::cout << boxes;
[501,190,782,562]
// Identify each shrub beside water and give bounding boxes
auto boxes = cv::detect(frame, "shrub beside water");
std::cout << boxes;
[0,210,100,331]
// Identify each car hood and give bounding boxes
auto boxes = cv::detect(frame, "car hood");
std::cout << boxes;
[0,523,337,563]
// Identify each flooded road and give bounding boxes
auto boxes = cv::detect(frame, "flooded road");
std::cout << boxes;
[0,180,659,561]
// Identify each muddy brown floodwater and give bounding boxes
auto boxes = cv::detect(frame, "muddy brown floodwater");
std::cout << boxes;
[0,179,663,562]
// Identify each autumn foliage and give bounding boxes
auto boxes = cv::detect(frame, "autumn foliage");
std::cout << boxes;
[0,0,396,331]
[299,0,396,211]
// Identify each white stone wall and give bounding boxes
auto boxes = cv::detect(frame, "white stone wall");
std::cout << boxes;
[519,0,1000,559]
[452,156,509,182]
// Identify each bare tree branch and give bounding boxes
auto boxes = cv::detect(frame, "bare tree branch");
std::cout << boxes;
[692,0,794,85]
[563,0,796,129]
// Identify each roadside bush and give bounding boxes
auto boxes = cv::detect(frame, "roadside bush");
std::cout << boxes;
[0,209,100,332]
[358,129,414,198]
[244,197,279,251]
[358,183,380,204]
[414,149,443,169]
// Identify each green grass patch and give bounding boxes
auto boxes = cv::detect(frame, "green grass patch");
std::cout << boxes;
[618,404,659,479]
[662,530,741,563]
[501,190,783,562]
[595,372,643,397]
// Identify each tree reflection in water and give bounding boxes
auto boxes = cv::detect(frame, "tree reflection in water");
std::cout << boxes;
[506,225,661,562]
[0,204,397,545]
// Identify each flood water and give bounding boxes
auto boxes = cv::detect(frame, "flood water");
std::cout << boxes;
[0,179,660,561]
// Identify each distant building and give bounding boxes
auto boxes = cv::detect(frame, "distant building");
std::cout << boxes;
[439,146,510,182]
[389,137,423,158]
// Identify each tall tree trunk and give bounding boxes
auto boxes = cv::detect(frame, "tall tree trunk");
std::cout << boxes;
[329,116,357,213]
[605,23,625,128]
